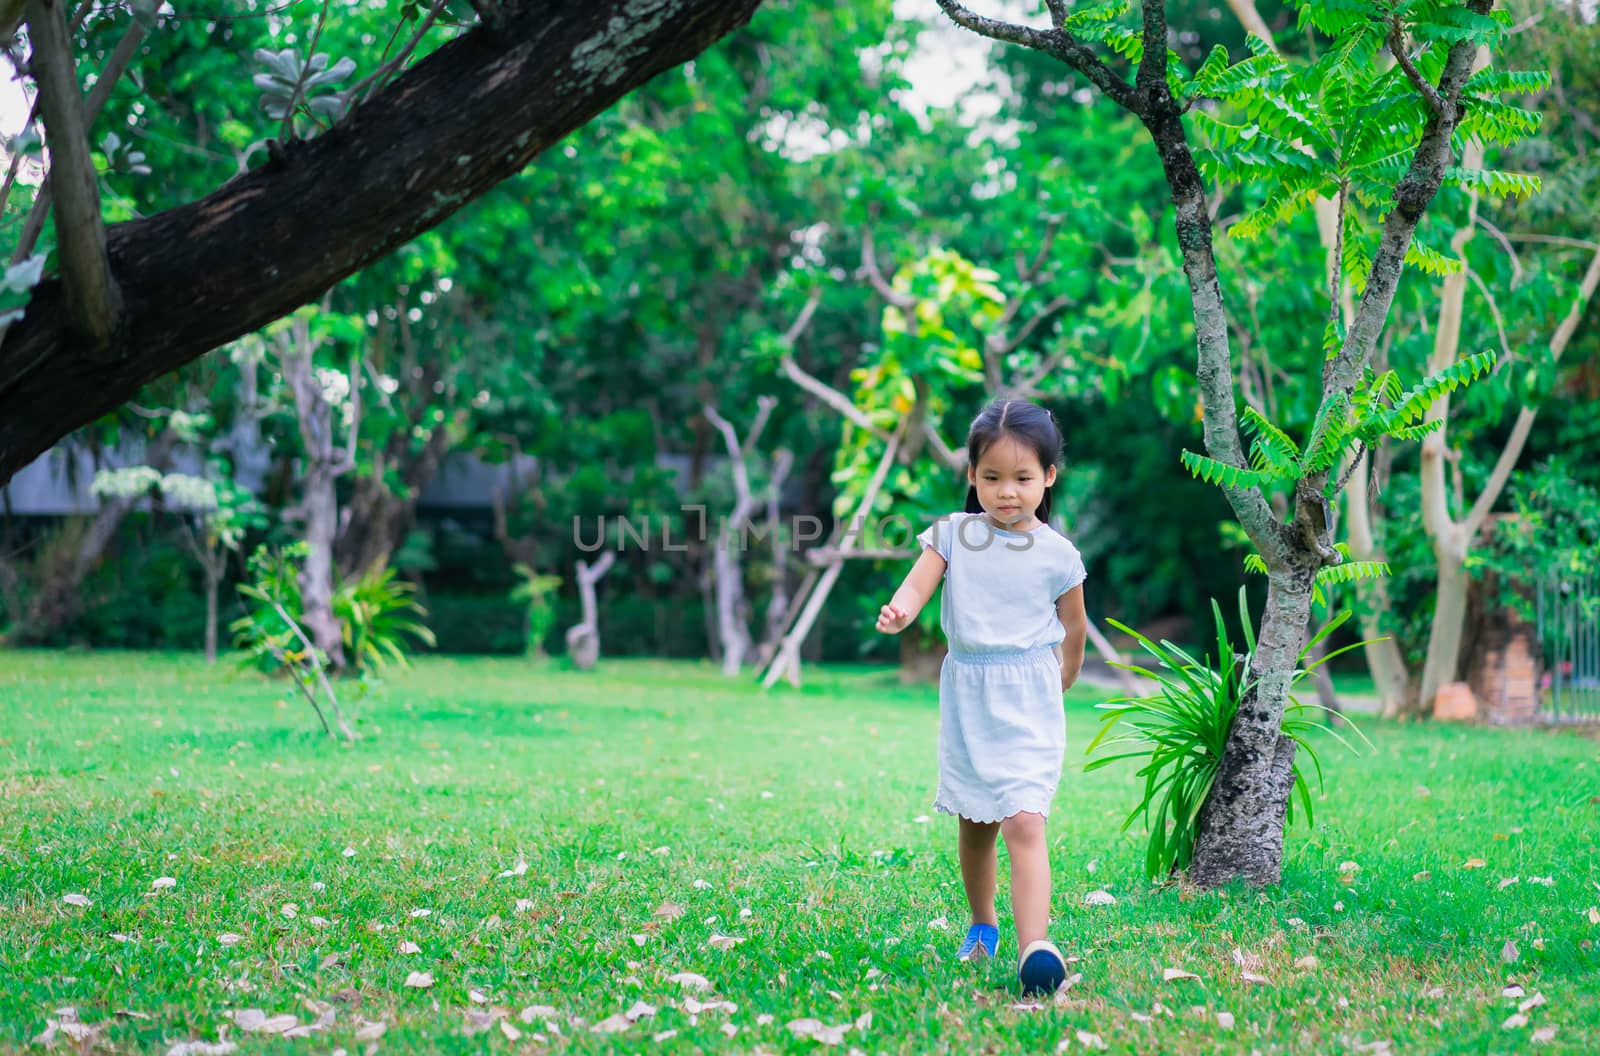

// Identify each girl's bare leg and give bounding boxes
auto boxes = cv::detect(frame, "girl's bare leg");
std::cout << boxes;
[1000,811,1051,949]
[957,817,1001,926]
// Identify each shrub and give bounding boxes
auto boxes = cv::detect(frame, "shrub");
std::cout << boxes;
[1086,589,1369,880]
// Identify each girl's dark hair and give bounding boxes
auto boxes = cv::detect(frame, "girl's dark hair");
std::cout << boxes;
[963,399,1063,523]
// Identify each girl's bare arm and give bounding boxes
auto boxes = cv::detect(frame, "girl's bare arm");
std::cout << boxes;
[877,549,948,633]
[1055,584,1087,690]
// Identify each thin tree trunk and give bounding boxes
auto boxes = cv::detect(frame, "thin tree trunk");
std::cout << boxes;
[278,316,354,668]
[203,551,220,664]
[565,551,615,671]
[1419,541,1471,712]
[1345,447,1414,716]
[298,467,345,665]
[1189,565,1317,886]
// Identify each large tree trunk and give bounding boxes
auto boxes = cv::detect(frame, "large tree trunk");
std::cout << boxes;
[0,0,766,484]
[1189,565,1317,886]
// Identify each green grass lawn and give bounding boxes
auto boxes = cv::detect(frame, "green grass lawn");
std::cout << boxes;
[1,651,1596,1053]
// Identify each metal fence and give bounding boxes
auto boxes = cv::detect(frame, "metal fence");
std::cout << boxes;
[1536,575,1600,724]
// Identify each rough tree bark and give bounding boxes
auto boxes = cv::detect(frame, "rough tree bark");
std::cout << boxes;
[0,0,765,484]
[935,0,1495,886]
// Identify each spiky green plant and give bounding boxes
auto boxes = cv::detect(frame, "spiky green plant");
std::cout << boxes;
[1086,589,1372,879]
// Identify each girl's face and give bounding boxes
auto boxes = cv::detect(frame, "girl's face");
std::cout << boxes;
[968,434,1056,529]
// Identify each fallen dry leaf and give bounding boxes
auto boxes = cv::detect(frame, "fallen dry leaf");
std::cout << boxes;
[497,856,529,879]
[668,972,711,991]
[403,971,434,989]
[515,898,534,913]
[1502,940,1520,964]
[1533,1026,1557,1043]
[165,1042,238,1056]
[707,934,745,951]
[1294,956,1319,971]
[1519,992,1547,1013]
[1587,907,1600,925]
[757,1013,775,1026]
[927,916,950,931]
[1217,1011,1235,1029]
[1463,858,1487,869]
[1503,984,1526,998]
[1162,968,1200,982]
[1412,871,1431,882]
[720,1024,738,1038]
[1076,1029,1108,1050]
[1502,1013,1528,1030]
[280,903,298,919]
[519,1005,558,1024]
[655,902,686,921]
[62,893,92,908]
[1529,876,1554,886]
[342,846,357,858]
[626,1001,657,1021]
[1241,972,1271,986]
[468,989,488,1005]
[592,1011,635,1035]
[232,1010,297,1034]
[152,877,177,890]
[409,908,432,919]
[653,1029,678,1042]
[500,1020,522,1041]
[217,933,242,947]
[399,940,421,955]
[693,879,713,890]
[353,1019,387,1041]
[1499,877,1520,890]
[1083,890,1117,906]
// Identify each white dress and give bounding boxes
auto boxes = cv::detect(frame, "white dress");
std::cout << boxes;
[916,512,1088,823]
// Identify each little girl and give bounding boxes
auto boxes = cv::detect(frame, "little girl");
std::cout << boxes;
[876,398,1088,996]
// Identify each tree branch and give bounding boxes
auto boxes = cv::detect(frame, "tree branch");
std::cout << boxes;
[778,353,888,441]
[347,0,449,106]
[1387,22,1447,118]
[11,11,148,269]
[858,227,916,310]
[923,420,966,471]
[25,0,122,347]
[933,0,1141,113]
[1331,30,1491,401]
[0,0,765,484]
[1135,0,1169,94]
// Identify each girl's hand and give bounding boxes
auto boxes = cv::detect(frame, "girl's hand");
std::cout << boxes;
[876,603,913,634]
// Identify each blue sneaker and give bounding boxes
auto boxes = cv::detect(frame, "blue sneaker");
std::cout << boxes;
[956,922,999,962]
[1018,939,1068,996]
